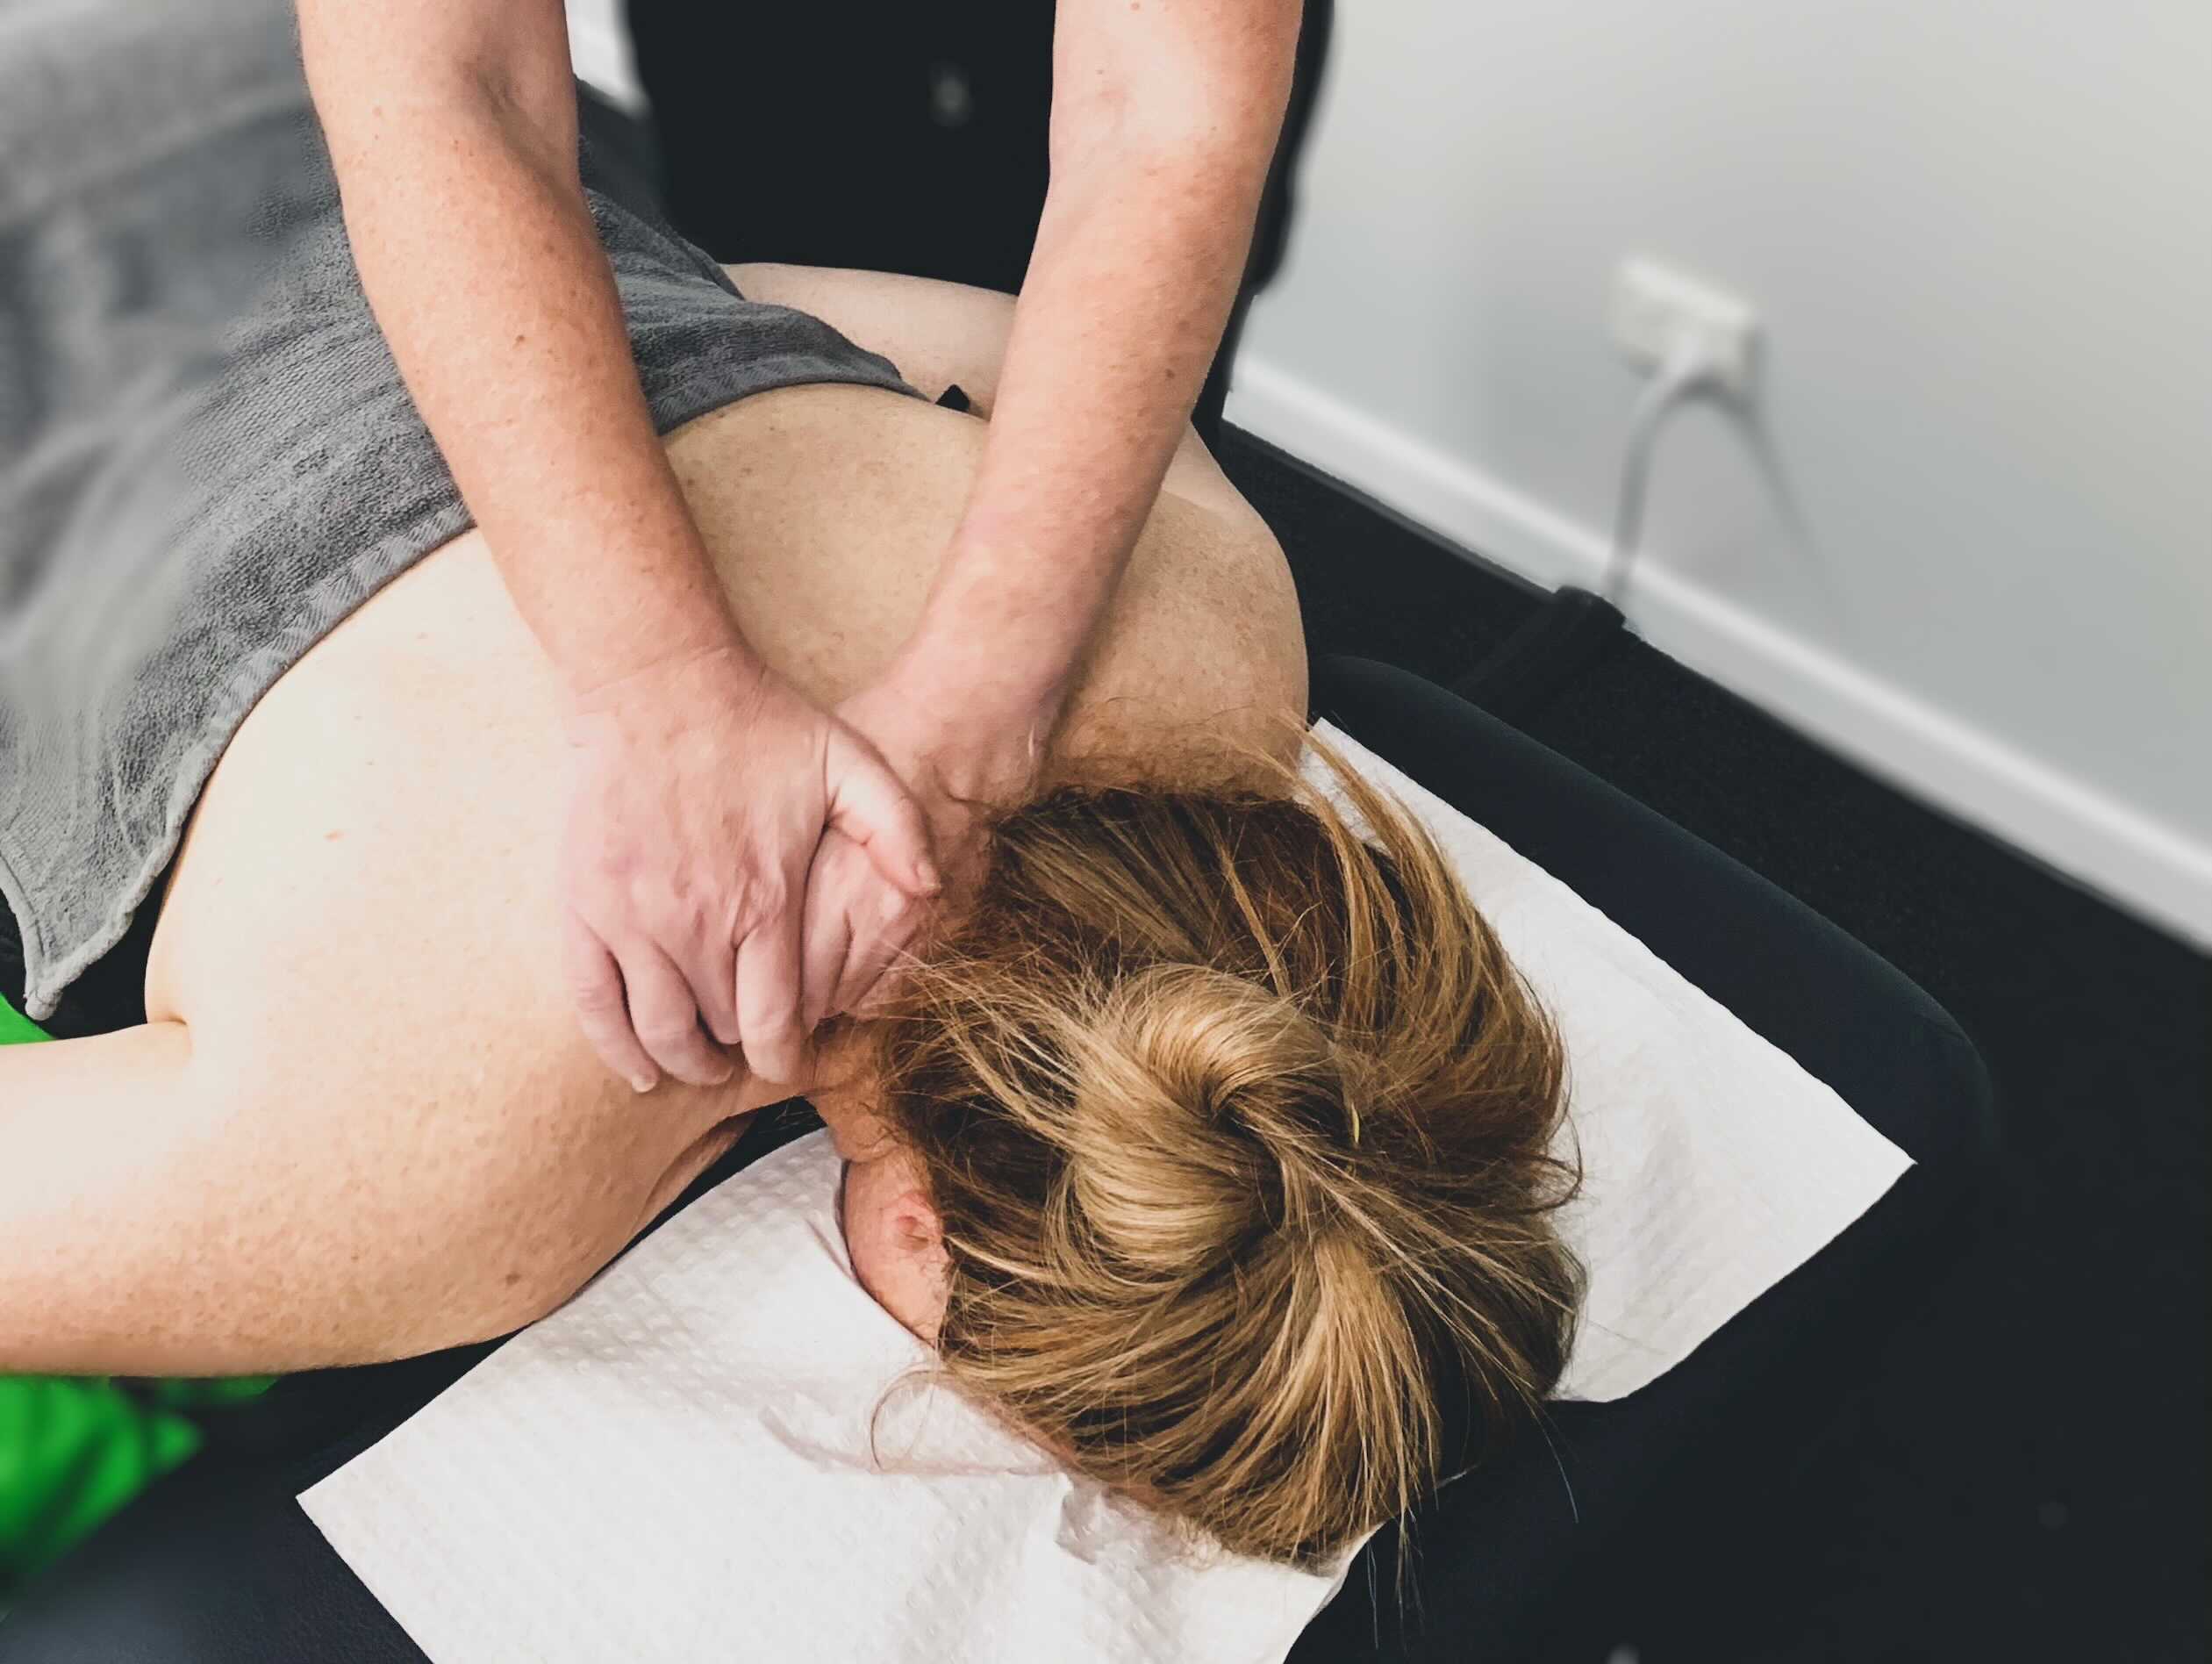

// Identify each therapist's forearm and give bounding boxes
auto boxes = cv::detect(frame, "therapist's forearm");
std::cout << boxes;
[301,36,753,701]
[904,140,1280,730]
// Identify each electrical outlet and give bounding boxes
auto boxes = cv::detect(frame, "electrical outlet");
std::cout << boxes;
[1609,257,1759,398]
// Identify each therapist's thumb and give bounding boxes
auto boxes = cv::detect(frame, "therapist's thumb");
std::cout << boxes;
[825,738,942,900]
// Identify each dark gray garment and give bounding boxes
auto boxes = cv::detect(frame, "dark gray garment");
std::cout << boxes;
[0,0,915,1021]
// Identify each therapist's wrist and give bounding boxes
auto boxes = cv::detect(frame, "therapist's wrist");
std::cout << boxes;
[902,579,1087,731]
[522,511,755,712]
[564,635,772,739]
[846,646,1054,806]
[884,633,1067,755]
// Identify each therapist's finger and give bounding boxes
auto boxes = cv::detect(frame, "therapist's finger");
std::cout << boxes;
[798,864,855,1037]
[735,892,807,1085]
[824,730,941,900]
[621,941,734,1089]
[565,916,660,1094]
[835,893,924,1022]
[671,924,742,1051]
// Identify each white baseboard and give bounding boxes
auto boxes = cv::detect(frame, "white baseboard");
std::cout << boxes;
[1227,356,2212,950]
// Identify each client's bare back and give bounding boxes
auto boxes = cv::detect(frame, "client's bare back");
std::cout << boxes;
[0,269,1304,1376]
[153,271,1305,1050]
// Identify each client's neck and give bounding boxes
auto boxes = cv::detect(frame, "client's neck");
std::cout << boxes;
[785,1021,892,1160]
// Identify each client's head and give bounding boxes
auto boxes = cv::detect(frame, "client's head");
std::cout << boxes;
[832,741,1582,1566]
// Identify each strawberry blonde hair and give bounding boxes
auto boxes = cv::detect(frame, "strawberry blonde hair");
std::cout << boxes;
[863,736,1582,1565]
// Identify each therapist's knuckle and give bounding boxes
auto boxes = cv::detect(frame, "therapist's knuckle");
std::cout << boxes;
[583,841,638,891]
[664,893,718,945]
[725,884,775,939]
[573,986,623,1023]
[637,1014,699,1051]
[568,963,622,1008]
[753,868,795,922]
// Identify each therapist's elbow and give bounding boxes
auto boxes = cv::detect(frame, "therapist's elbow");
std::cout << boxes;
[1057,90,1280,188]
[1053,27,1292,182]
[298,7,580,188]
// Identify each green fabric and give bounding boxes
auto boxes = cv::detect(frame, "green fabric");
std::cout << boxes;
[0,1376,201,1597]
[0,991,276,1598]
[0,989,45,1047]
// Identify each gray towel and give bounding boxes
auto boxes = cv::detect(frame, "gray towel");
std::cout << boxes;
[0,0,915,1021]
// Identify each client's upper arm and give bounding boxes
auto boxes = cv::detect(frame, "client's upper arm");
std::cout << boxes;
[0,1015,717,1378]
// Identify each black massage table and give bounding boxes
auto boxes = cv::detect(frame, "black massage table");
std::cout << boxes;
[0,656,1998,1661]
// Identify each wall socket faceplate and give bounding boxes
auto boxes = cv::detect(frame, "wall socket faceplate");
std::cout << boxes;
[1609,257,1759,398]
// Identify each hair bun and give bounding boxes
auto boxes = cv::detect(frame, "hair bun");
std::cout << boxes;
[1058,965,1360,1276]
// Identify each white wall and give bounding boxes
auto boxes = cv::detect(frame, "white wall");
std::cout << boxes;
[564,0,645,113]
[1230,0,2212,945]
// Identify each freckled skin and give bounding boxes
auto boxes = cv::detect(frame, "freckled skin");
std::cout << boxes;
[0,271,1306,1379]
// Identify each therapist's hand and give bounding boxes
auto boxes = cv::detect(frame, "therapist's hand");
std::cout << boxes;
[562,649,941,1092]
[796,661,1050,1029]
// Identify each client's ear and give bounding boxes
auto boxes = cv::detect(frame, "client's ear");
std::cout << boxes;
[877,1176,951,1345]
[887,1187,944,1262]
